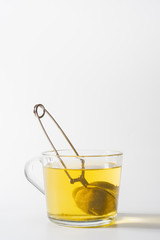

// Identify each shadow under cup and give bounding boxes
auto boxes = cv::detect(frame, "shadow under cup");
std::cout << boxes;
[25,149,123,227]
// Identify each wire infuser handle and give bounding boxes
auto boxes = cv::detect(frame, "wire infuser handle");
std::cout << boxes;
[33,104,88,187]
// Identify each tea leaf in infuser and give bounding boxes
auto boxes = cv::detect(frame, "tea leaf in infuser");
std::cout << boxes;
[90,181,119,199]
[73,182,118,216]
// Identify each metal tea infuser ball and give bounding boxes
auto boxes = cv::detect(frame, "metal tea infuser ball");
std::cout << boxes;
[34,104,118,216]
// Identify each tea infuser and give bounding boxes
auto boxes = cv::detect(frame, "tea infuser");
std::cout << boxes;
[34,104,118,215]
[34,104,88,187]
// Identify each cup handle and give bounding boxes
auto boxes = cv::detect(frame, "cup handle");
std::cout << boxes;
[24,157,45,195]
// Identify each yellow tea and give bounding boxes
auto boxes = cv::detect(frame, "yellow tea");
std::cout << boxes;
[43,165,121,222]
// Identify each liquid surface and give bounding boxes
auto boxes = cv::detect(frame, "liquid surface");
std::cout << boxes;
[43,165,121,222]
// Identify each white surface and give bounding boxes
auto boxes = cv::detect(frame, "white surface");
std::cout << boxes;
[1,204,160,240]
[0,0,160,239]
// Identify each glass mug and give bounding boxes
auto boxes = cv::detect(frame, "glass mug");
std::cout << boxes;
[25,149,123,227]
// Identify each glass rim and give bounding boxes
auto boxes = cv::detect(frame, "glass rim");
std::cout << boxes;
[42,149,123,158]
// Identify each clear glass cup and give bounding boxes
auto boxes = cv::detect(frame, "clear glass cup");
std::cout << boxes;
[24,149,123,227]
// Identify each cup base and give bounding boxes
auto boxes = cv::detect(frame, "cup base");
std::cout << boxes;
[48,214,117,228]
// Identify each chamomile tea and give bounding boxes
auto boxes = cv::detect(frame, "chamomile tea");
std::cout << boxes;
[43,165,121,222]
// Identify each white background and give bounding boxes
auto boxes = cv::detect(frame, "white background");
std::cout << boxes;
[0,0,160,239]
